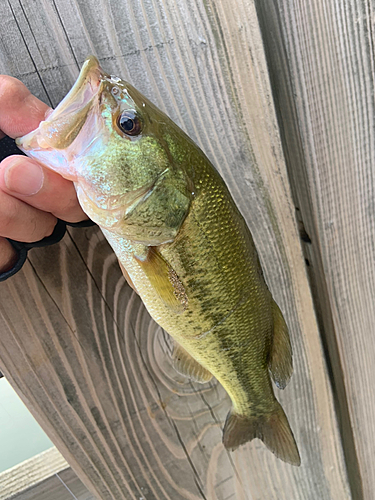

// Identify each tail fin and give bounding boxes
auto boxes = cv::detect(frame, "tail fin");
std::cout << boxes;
[223,402,301,466]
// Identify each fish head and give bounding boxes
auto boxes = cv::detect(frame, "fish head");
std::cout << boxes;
[17,56,194,244]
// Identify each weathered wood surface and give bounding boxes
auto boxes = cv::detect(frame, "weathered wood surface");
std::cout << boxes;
[0,225,348,500]
[255,1,375,498]
[0,447,94,500]
[0,447,69,500]
[0,0,353,499]
[12,468,95,500]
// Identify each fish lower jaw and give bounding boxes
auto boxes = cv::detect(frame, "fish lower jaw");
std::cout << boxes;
[16,133,79,181]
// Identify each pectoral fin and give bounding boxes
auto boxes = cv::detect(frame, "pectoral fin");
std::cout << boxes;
[172,341,213,383]
[134,247,188,314]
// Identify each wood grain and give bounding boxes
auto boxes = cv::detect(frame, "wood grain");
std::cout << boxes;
[0,0,351,498]
[6,464,95,500]
[254,1,375,498]
[0,447,68,500]
[13,468,96,500]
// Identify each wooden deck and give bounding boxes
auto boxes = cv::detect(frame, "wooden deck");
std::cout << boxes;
[0,0,373,498]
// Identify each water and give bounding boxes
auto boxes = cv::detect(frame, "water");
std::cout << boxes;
[0,377,53,473]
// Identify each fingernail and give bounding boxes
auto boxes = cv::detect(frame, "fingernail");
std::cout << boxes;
[4,158,44,196]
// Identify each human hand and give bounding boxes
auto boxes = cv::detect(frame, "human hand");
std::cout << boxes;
[0,76,88,274]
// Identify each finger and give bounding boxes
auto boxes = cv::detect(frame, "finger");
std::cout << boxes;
[0,156,87,223]
[0,237,17,274]
[0,189,56,242]
[0,75,51,138]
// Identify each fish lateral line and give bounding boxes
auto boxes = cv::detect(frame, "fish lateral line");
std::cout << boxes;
[195,291,250,340]
[15,55,300,465]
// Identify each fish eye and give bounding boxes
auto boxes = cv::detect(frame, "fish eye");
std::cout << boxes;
[117,110,142,136]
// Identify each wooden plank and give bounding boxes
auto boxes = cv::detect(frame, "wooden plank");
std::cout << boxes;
[14,468,96,500]
[254,1,375,498]
[6,466,95,500]
[0,0,350,498]
[0,447,68,500]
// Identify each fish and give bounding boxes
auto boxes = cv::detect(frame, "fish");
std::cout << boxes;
[16,56,300,466]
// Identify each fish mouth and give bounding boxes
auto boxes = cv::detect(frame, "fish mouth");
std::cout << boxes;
[48,56,106,122]
[16,56,107,159]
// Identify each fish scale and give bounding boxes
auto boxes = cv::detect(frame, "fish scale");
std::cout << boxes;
[17,55,300,466]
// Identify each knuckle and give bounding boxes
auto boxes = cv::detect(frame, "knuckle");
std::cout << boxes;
[0,197,56,242]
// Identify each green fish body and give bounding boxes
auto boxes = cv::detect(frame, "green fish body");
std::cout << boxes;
[17,56,300,465]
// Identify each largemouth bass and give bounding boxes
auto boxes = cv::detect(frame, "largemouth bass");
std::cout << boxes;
[17,56,300,465]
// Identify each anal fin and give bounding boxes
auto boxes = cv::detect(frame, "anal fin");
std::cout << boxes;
[134,247,188,314]
[268,302,293,389]
[172,341,213,383]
